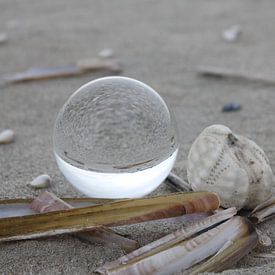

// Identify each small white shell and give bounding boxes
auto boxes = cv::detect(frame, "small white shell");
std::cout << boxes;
[222,25,241,42]
[0,33,8,44]
[98,48,114,59]
[0,129,15,144]
[30,174,52,189]
[187,125,274,210]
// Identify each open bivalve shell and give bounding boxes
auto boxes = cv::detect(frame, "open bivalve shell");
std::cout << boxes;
[187,125,274,210]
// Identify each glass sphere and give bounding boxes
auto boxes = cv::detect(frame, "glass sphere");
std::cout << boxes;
[54,76,179,198]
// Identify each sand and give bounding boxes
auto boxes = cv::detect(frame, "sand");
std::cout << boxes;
[0,0,274,274]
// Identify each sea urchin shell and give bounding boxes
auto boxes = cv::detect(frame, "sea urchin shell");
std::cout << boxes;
[187,125,274,209]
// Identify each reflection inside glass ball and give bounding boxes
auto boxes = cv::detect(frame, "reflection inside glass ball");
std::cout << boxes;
[54,76,179,198]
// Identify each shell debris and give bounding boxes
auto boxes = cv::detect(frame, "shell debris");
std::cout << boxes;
[222,25,242,42]
[0,33,8,45]
[98,48,114,59]
[30,174,52,189]
[0,129,15,144]
[222,102,242,112]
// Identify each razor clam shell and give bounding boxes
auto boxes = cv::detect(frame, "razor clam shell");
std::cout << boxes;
[157,212,210,224]
[250,196,275,214]
[0,192,220,242]
[166,172,192,192]
[96,207,237,274]
[197,65,275,85]
[0,198,111,218]
[0,204,37,218]
[30,192,139,253]
[1,59,122,85]
[97,216,255,275]
[0,202,211,222]
[190,219,258,274]
[107,192,220,227]
[74,227,139,252]
[250,206,275,224]
[249,196,275,223]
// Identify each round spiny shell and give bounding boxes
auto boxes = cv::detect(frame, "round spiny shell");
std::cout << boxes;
[187,125,274,210]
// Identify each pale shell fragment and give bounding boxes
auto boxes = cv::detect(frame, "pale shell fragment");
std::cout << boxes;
[0,33,8,44]
[187,125,274,209]
[0,129,15,144]
[222,25,241,42]
[256,229,272,247]
[30,174,51,189]
[98,48,114,59]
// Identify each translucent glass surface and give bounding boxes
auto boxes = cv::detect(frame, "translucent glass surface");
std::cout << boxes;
[54,76,179,198]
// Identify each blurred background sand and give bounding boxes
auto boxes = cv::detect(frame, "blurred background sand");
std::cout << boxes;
[0,0,274,273]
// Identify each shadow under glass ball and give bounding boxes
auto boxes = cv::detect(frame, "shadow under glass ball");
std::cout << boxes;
[54,76,179,198]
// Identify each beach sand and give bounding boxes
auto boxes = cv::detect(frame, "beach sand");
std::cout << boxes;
[0,0,274,273]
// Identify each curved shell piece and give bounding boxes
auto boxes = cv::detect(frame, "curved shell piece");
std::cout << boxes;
[0,129,15,144]
[187,125,274,210]
[30,174,52,189]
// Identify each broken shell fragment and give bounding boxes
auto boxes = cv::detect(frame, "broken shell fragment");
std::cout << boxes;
[166,172,192,192]
[0,129,15,144]
[31,192,139,252]
[249,196,275,224]
[0,33,8,44]
[190,217,258,274]
[222,25,242,42]
[98,48,114,59]
[187,125,274,209]
[255,229,272,247]
[253,252,275,259]
[30,174,51,189]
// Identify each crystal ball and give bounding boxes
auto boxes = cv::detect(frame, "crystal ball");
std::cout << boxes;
[54,76,179,198]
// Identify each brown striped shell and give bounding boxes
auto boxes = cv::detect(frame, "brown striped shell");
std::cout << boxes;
[187,125,274,210]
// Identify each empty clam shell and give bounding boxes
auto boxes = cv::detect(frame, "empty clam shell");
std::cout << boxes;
[30,174,52,189]
[0,129,15,144]
[187,125,274,210]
